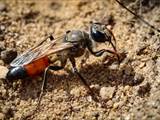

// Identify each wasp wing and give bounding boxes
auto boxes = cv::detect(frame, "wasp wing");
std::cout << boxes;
[33,42,74,61]
[10,35,67,67]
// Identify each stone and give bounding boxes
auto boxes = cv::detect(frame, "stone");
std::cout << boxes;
[0,65,8,79]
[100,86,115,100]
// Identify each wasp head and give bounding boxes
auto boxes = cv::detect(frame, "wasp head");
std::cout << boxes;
[90,21,117,52]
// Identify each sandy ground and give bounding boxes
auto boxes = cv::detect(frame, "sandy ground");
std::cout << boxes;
[0,0,160,120]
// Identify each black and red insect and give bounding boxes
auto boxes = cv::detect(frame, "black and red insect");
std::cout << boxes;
[6,22,119,109]
[6,35,73,80]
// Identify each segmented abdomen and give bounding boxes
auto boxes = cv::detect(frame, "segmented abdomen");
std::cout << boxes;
[24,57,50,76]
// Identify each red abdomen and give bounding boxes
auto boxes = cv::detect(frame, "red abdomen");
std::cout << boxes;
[24,57,50,77]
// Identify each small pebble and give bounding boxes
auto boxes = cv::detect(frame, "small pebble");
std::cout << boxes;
[148,90,160,108]
[106,100,113,108]
[100,86,115,100]
[0,35,4,41]
[86,95,92,102]
[70,87,86,97]
[15,98,20,105]
[0,65,8,79]
[1,48,17,64]
[90,84,100,90]
[139,62,146,68]
[2,106,12,115]
[113,101,124,109]
[138,82,151,97]
[91,111,100,118]
[0,42,5,52]
[50,2,61,10]
[133,73,144,85]
[108,63,119,70]
[0,2,7,12]
[135,45,147,55]
[1,89,7,98]
[124,66,133,75]
[123,85,130,91]
[0,112,5,120]
[0,25,6,31]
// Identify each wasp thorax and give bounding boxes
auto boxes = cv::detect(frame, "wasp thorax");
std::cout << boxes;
[65,30,85,43]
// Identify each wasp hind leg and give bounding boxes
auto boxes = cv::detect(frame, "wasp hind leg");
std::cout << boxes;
[19,65,64,120]
[37,58,67,108]
[37,65,64,110]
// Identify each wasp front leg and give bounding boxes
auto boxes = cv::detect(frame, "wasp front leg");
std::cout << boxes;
[86,38,120,63]
[69,57,99,101]
[104,26,117,52]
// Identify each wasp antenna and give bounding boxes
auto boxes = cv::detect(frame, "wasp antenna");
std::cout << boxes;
[115,0,160,33]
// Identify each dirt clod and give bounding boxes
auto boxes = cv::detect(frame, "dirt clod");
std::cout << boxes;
[1,48,17,64]
[138,82,151,97]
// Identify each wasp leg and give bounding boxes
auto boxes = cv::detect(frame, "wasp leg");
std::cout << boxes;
[87,36,120,62]
[89,46,120,64]
[69,57,99,102]
[20,65,64,120]
[37,65,64,110]
[105,27,117,52]
[69,57,108,108]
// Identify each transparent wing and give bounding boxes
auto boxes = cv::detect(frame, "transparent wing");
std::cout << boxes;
[10,35,72,67]
[32,42,74,61]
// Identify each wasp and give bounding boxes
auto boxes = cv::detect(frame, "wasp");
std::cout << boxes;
[6,22,119,111]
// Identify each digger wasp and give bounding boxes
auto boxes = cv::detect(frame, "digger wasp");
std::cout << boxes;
[6,21,119,111]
